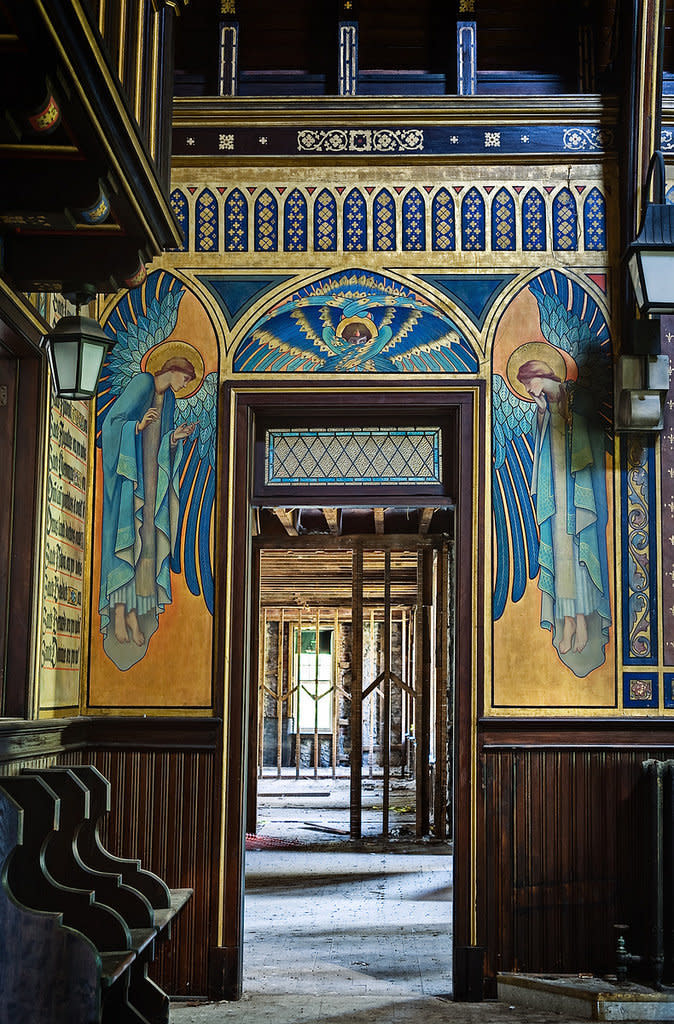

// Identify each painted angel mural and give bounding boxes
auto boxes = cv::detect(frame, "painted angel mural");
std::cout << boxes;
[96,271,217,671]
[492,270,612,678]
[233,270,479,373]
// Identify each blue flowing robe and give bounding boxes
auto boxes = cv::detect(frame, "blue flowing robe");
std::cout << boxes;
[99,373,184,638]
[530,388,611,669]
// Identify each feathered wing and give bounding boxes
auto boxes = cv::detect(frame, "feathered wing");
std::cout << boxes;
[97,271,219,615]
[492,375,540,620]
[492,270,613,622]
[529,270,613,450]
[97,272,184,439]
[172,372,218,613]
[233,271,480,373]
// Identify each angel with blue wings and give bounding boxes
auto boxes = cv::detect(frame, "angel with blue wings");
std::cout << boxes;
[97,272,217,670]
[233,270,478,374]
[493,272,611,677]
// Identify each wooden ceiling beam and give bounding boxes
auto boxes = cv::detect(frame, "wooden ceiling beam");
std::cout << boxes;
[419,507,435,534]
[255,533,449,550]
[322,508,341,535]
[273,507,299,536]
[374,507,385,534]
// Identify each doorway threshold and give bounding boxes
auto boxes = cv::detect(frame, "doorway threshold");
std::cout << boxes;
[498,973,674,1020]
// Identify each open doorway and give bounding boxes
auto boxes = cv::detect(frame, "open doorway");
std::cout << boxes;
[242,506,455,1001]
[219,389,480,1003]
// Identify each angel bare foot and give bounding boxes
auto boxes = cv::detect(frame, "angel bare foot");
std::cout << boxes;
[573,613,588,653]
[114,604,130,644]
[558,616,576,655]
[126,610,146,647]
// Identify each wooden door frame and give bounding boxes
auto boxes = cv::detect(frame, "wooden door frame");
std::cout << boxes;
[213,381,484,1000]
[0,290,46,717]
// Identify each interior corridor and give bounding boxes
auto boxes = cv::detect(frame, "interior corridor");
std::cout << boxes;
[169,787,585,1024]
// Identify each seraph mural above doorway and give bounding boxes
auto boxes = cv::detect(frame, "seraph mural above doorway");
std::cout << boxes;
[492,269,613,687]
[95,270,218,674]
[232,269,478,373]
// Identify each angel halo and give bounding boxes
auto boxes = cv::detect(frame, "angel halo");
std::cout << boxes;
[335,314,379,343]
[505,340,571,402]
[143,340,205,399]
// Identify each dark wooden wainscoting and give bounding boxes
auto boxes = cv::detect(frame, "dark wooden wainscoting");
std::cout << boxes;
[0,716,220,998]
[479,720,674,995]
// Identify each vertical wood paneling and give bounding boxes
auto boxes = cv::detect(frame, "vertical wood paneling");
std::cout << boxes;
[481,742,674,993]
[86,748,214,996]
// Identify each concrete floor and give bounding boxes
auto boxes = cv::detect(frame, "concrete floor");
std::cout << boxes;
[170,777,585,1023]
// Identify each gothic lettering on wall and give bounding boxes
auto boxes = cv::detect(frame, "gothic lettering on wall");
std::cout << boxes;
[492,270,614,696]
[38,396,88,710]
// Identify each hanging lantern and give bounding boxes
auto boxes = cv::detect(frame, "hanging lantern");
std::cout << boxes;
[625,151,674,316]
[43,311,113,400]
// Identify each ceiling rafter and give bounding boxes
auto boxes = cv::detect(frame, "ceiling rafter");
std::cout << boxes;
[419,507,436,534]
[322,508,341,535]
[273,507,299,536]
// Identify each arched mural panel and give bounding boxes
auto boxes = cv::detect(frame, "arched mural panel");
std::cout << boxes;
[491,269,614,708]
[232,269,478,373]
[90,270,219,709]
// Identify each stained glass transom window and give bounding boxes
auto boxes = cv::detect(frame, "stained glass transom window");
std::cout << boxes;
[284,189,307,251]
[255,189,278,252]
[522,188,546,250]
[343,189,367,250]
[225,189,248,251]
[374,189,396,251]
[432,189,455,251]
[196,188,218,252]
[583,187,606,251]
[461,188,485,250]
[402,188,426,250]
[265,427,443,486]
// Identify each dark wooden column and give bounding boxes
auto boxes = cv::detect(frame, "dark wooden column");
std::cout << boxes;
[350,544,363,840]
[619,0,666,312]
[219,0,239,97]
[415,546,433,835]
[434,542,450,841]
[338,0,358,96]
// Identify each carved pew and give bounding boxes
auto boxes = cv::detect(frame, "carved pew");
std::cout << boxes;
[0,767,193,1024]
[0,781,101,1023]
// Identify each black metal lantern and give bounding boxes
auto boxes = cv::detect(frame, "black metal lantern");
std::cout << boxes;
[43,310,112,400]
[626,151,674,316]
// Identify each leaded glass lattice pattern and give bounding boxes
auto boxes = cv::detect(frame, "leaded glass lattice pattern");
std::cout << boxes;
[432,189,455,250]
[284,189,307,251]
[492,188,515,250]
[314,189,337,251]
[583,187,606,251]
[255,189,278,251]
[196,188,218,252]
[402,188,425,250]
[553,188,578,251]
[225,188,248,251]
[343,188,367,250]
[522,188,546,250]
[169,188,188,251]
[266,427,443,486]
[461,187,485,250]
[374,189,396,251]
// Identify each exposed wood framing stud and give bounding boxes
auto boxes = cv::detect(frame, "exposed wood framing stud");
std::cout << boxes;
[419,507,435,534]
[273,508,298,536]
[323,508,341,535]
